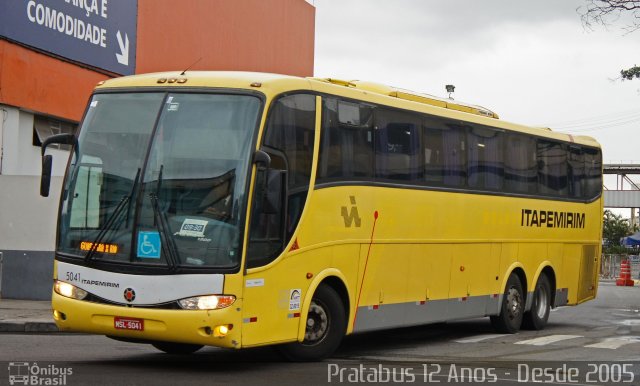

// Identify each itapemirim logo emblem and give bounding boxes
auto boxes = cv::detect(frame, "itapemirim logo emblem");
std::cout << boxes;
[8,362,73,385]
[341,196,361,228]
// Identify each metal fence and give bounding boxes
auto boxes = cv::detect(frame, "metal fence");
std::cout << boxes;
[601,254,640,280]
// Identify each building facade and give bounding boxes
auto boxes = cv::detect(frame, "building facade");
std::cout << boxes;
[0,0,315,299]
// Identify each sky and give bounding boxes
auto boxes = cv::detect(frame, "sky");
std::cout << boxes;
[312,0,640,190]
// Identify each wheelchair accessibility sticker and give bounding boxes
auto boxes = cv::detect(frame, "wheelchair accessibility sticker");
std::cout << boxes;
[137,231,161,259]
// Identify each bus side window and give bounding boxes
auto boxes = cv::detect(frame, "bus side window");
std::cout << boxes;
[442,123,467,187]
[318,99,341,178]
[504,134,537,194]
[247,94,316,269]
[568,146,585,198]
[318,98,374,181]
[423,120,445,184]
[374,109,422,181]
[583,147,602,199]
[537,140,568,197]
[467,126,504,191]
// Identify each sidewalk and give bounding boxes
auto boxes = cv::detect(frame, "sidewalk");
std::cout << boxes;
[0,299,58,332]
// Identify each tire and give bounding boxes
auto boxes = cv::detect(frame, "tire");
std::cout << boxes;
[522,274,551,330]
[151,342,203,355]
[490,273,524,334]
[278,284,346,361]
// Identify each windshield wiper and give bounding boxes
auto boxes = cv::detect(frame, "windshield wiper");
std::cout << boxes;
[149,192,180,272]
[124,168,141,228]
[85,169,141,262]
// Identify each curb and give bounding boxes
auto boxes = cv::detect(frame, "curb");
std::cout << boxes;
[0,321,59,333]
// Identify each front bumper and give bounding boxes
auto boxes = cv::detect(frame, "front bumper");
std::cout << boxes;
[52,291,243,348]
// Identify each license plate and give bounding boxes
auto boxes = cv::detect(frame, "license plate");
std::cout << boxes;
[114,316,144,331]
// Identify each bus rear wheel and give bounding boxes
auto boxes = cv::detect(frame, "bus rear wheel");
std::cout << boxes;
[278,284,346,361]
[151,342,203,355]
[522,274,551,330]
[490,273,524,334]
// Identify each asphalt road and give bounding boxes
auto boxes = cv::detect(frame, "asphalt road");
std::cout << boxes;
[1,281,639,385]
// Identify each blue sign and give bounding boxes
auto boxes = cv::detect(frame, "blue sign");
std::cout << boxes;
[137,231,161,259]
[0,0,137,75]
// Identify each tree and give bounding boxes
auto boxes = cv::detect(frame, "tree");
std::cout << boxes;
[602,210,633,253]
[620,65,640,80]
[579,0,640,80]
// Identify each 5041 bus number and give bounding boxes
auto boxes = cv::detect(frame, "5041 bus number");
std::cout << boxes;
[65,272,81,282]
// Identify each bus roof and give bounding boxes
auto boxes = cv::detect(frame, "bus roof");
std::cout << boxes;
[95,71,600,149]
[309,78,500,119]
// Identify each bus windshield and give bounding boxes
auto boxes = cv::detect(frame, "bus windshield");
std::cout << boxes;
[57,92,261,270]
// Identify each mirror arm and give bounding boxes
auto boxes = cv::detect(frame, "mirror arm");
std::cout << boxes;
[41,133,76,156]
[252,149,271,170]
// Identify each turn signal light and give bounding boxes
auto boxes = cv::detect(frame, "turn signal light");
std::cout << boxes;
[213,324,233,337]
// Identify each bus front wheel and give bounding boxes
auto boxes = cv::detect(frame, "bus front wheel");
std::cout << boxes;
[490,273,524,334]
[522,274,551,330]
[278,284,346,361]
[151,342,203,355]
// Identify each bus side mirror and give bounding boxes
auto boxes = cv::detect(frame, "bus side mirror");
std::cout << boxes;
[40,133,77,198]
[41,155,53,197]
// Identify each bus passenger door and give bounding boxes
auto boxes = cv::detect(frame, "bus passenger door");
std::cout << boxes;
[241,93,318,347]
[241,168,303,347]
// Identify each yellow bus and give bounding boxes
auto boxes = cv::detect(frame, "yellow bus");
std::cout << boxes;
[40,72,603,360]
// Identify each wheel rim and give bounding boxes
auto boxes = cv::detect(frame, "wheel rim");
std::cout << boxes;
[304,300,329,345]
[534,285,549,319]
[506,286,522,320]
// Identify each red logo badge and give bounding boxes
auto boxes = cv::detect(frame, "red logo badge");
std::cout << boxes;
[123,288,136,302]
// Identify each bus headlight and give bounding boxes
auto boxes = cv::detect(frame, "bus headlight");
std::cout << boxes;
[178,295,236,310]
[54,280,88,300]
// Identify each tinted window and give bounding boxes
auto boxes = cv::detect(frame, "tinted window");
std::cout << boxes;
[442,124,467,187]
[423,118,467,188]
[375,109,422,181]
[468,126,504,190]
[247,94,316,268]
[318,98,374,180]
[538,141,568,196]
[584,147,602,199]
[505,134,537,194]
[423,118,445,184]
[315,96,602,202]
[263,94,316,189]
[568,146,585,198]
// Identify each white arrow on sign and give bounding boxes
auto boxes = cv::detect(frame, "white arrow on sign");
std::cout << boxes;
[116,31,129,66]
